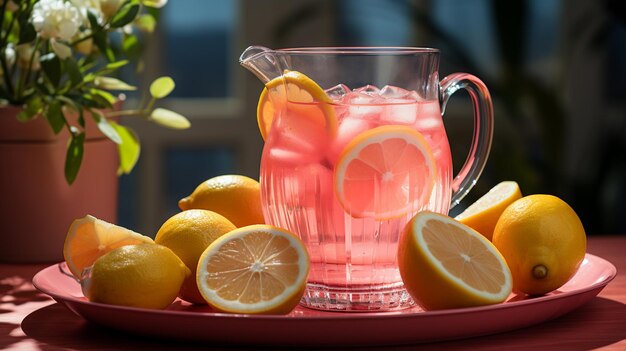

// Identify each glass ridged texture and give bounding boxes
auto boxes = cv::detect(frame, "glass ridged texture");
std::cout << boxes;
[243,47,494,311]
[261,99,451,311]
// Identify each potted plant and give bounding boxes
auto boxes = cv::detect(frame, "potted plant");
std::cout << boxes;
[0,0,190,262]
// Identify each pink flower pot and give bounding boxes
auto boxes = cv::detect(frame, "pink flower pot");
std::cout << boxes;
[0,106,118,263]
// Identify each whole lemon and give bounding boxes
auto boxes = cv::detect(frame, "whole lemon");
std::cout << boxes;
[82,244,190,309]
[155,209,236,304]
[492,195,586,296]
[178,175,265,227]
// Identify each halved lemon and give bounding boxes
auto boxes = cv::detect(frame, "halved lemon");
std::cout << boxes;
[334,125,436,219]
[455,181,522,241]
[196,224,310,314]
[63,215,154,279]
[256,70,336,140]
[398,211,512,310]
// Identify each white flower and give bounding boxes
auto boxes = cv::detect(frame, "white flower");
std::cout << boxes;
[71,0,103,25]
[16,44,41,71]
[72,0,100,13]
[51,38,72,59]
[31,0,82,41]
[99,0,123,18]
[4,44,16,66]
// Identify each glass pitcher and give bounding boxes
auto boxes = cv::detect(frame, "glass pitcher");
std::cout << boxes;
[240,46,493,311]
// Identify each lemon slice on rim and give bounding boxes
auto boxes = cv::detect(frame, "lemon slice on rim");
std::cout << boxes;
[398,211,513,310]
[334,125,436,219]
[256,70,336,140]
[196,224,310,314]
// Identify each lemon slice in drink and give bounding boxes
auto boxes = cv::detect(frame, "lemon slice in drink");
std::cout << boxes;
[257,70,337,141]
[63,215,154,279]
[196,225,310,314]
[455,181,522,241]
[334,125,436,219]
[398,211,512,310]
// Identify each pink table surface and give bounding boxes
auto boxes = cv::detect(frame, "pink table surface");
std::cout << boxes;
[1,235,625,350]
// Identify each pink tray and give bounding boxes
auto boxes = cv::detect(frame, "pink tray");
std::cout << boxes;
[33,253,616,347]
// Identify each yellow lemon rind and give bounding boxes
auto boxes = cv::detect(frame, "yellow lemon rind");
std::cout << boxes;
[63,215,154,279]
[399,212,512,310]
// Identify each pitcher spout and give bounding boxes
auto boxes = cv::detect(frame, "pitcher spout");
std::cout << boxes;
[239,46,282,84]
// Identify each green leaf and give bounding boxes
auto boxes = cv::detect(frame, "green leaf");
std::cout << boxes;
[86,9,102,31]
[18,23,36,44]
[93,31,115,62]
[17,96,43,122]
[142,0,167,8]
[82,72,96,83]
[65,58,83,88]
[149,77,175,99]
[135,14,156,32]
[93,111,122,144]
[81,93,109,108]
[75,102,85,128]
[110,121,140,174]
[65,132,85,185]
[122,34,139,57]
[149,108,191,130]
[110,3,140,28]
[90,88,117,105]
[40,53,62,87]
[45,100,65,134]
[105,60,129,70]
[94,76,136,91]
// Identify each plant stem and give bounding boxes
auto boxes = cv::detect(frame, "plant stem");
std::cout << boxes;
[104,108,147,118]
[145,96,156,111]
[0,55,14,98]
[0,1,7,39]
[1,14,17,47]
[1,13,17,46]
[15,36,40,101]
[69,32,95,46]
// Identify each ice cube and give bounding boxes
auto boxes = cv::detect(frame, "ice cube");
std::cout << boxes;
[343,92,384,120]
[379,85,412,99]
[328,117,373,163]
[354,84,380,96]
[414,101,442,128]
[325,84,350,101]
[347,92,379,104]
[384,102,418,124]
[407,91,421,101]
[415,116,442,130]
[418,100,441,116]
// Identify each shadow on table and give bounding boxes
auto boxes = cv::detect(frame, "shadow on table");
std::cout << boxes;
[0,275,50,308]
[0,274,56,350]
[20,297,626,350]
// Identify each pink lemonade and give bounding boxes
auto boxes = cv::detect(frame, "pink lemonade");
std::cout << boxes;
[260,84,452,310]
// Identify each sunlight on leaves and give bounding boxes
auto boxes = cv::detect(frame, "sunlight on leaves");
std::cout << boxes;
[149,76,175,99]
[150,108,190,130]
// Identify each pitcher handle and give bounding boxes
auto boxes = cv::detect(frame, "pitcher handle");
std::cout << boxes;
[440,73,494,209]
